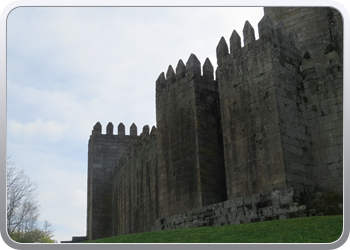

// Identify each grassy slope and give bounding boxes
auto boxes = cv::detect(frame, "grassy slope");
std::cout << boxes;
[84,215,343,243]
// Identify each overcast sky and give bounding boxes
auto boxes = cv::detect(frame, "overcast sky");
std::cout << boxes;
[6,7,265,242]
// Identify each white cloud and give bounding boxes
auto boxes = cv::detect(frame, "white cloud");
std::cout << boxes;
[65,189,86,209]
[38,190,58,203]
[35,166,87,241]
[8,118,67,141]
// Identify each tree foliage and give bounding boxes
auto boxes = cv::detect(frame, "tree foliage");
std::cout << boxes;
[6,158,56,243]
[9,221,56,243]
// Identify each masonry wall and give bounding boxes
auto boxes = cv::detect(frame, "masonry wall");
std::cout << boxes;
[87,122,139,240]
[264,7,343,194]
[151,188,307,232]
[156,54,227,219]
[112,126,158,236]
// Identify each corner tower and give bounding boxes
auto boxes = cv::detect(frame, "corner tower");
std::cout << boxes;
[87,122,139,240]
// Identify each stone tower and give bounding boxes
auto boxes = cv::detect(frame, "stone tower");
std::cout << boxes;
[216,17,313,201]
[155,54,227,218]
[216,7,343,202]
[87,122,139,240]
[264,7,343,195]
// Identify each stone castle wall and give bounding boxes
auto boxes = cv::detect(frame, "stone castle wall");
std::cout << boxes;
[86,7,343,240]
[112,125,158,236]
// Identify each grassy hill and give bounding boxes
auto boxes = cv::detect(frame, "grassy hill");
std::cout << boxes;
[83,215,343,243]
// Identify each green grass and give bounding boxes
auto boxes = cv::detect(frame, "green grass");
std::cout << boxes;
[83,215,343,243]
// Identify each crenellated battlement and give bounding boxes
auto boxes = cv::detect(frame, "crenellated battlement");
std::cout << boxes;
[217,17,300,66]
[156,54,216,92]
[91,122,140,136]
[116,125,157,171]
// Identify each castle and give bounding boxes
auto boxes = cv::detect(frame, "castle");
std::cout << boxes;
[86,7,343,240]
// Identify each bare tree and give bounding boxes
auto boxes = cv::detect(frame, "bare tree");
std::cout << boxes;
[6,157,56,243]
